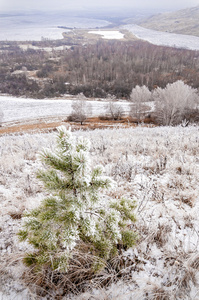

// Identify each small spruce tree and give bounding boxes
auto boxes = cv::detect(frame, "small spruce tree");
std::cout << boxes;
[19,126,137,272]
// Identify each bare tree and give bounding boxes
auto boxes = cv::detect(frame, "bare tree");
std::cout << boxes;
[105,97,124,120]
[69,99,92,125]
[129,85,151,123]
[153,80,199,126]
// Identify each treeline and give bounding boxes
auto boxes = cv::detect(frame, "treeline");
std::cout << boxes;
[1,40,199,98]
[68,81,199,126]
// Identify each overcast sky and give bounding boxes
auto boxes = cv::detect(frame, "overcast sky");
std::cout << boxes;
[0,0,198,12]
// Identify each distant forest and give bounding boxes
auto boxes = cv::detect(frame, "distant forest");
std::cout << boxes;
[1,40,199,98]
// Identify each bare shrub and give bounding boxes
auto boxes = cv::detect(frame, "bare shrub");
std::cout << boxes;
[105,98,124,120]
[68,99,92,125]
[129,85,151,123]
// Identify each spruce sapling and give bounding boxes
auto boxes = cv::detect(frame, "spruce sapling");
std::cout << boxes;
[18,126,137,272]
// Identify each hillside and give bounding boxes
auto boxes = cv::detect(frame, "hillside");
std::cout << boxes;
[138,6,199,37]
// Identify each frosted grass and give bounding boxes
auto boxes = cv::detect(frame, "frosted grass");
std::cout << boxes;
[1,125,199,299]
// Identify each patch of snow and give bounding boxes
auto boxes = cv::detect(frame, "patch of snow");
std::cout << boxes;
[89,30,124,40]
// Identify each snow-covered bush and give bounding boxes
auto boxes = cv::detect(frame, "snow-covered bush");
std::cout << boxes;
[18,126,137,272]
[153,80,199,125]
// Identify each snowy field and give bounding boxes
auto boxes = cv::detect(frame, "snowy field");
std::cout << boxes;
[0,14,110,41]
[89,30,124,40]
[0,95,131,124]
[0,26,66,42]
[123,24,199,50]
[1,125,199,299]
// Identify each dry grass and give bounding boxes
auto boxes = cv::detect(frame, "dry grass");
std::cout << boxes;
[20,243,139,299]
[0,117,154,135]
[9,211,24,220]
[0,121,65,135]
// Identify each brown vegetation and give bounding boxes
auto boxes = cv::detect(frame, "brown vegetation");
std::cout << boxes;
[0,121,65,135]
[1,40,199,98]
[0,116,156,135]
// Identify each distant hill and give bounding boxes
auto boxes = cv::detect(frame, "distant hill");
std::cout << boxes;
[138,6,199,37]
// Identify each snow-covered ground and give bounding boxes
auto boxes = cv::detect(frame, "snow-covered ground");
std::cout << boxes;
[1,125,199,299]
[89,30,124,40]
[0,95,132,124]
[123,24,199,50]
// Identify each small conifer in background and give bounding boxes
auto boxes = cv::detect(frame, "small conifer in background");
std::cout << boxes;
[18,126,137,272]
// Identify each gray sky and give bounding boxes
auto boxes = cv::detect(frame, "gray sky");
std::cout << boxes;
[0,0,198,12]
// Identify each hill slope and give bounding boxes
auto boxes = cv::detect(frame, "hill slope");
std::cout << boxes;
[138,6,199,37]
